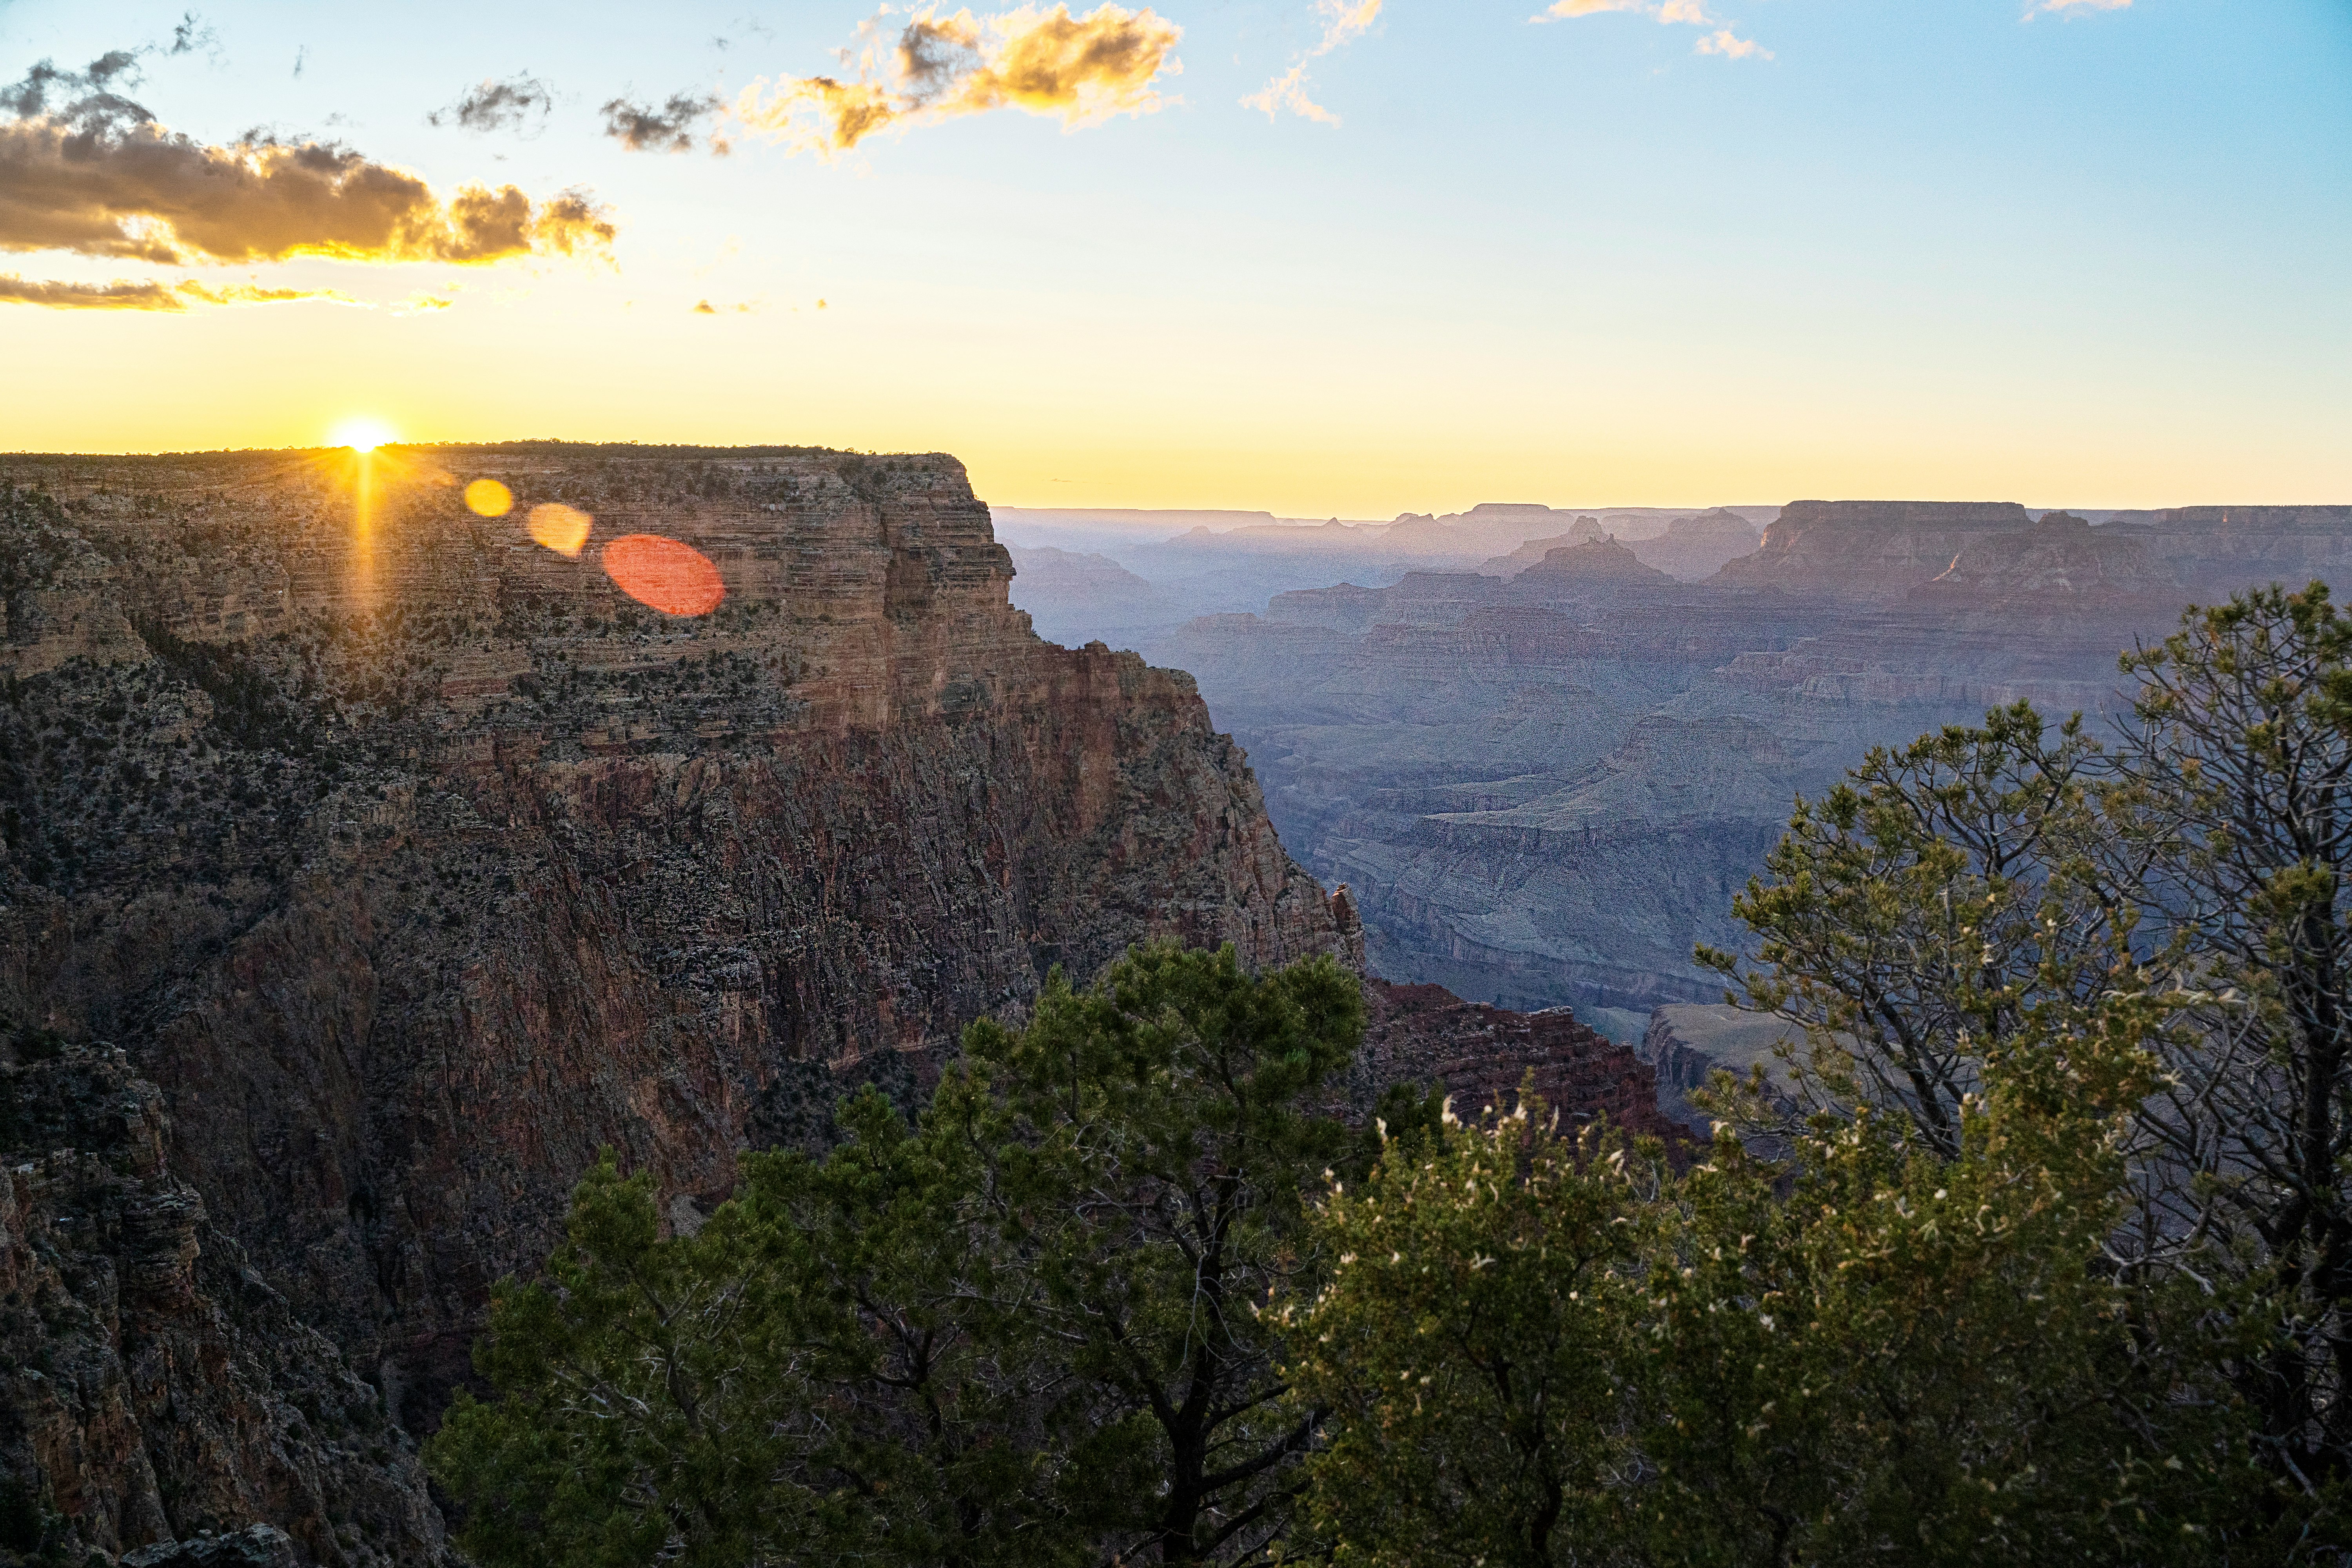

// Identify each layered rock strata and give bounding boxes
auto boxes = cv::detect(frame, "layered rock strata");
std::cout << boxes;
[0,448,1347,1450]
[1511,538,1675,589]
[1640,1003,1801,1136]
[1712,500,2034,598]
[1348,980,1686,1143]
[1912,512,2178,604]
[0,1037,452,1566]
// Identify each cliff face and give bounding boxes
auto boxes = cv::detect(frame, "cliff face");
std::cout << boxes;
[1912,512,2177,604]
[1626,508,1764,583]
[1350,980,1685,1143]
[1712,500,2034,597]
[2103,505,2352,594]
[0,448,1346,1444]
[0,1038,452,1567]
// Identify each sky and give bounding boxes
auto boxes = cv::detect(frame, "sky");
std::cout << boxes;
[0,0,2346,515]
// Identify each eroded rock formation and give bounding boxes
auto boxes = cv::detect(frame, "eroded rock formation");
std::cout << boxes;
[1912,512,2178,604]
[1349,980,1685,1143]
[0,1036,452,1566]
[0,448,1347,1447]
[1512,538,1675,589]
[1712,500,2033,597]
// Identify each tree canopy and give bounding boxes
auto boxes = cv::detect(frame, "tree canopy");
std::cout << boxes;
[432,585,2352,1563]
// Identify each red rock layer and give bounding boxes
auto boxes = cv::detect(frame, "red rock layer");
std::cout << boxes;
[1350,978,1687,1145]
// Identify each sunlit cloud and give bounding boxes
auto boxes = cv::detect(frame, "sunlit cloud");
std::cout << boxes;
[428,75,554,136]
[1245,0,1381,125]
[0,52,617,265]
[1534,0,1769,59]
[0,272,360,310]
[734,4,1182,156]
[602,91,728,154]
[1693,27,1771,58]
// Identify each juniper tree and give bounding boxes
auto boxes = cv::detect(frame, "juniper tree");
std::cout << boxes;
[428,940,1365,1568]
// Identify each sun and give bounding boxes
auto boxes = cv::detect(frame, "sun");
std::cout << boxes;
[330,417,397,453]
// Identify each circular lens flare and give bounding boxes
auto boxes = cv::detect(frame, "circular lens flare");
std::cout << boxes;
[330,417,396,453]
[465,478,514,517]
[603,534,725,617]
[528,503,593,559]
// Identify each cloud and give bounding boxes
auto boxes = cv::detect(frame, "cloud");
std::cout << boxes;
[1692,26,1771,58]
[0,53,617,265]
[1535,0,1770,58]
[601,91,726,153]
[1244,0,1381,124]
[0,272,359,310]
[735,4,1181,156]
[2030,0,2130,12]
[429,75,554,136]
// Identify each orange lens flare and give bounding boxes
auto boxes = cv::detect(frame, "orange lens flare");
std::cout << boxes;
[528,502,593,558]
[602,534,726,617]
[465,478,514,517]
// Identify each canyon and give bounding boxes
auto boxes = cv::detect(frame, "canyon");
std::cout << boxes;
[0,447,1690,1563]
[997,501,2352,1045]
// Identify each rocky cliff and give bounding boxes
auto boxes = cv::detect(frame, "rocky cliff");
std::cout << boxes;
[1911,512,2178,605]
[1351,980,1686,1143]
[1512,539,1675,589]
[1711,500,2034,598]
[0,1034,452,1567]
[2100,505,2352,595]
[1625,508,1764,583]
[0,447,1680,1559]
[0,446,1349,1456]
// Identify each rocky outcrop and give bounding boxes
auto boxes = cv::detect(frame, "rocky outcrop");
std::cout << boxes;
[1266,573,1500,633]
[1712,501,2034,598]
[1641,1003,1800,1136]
[1476,518,1605,575]
[1625,508,1764,583]
[1347,980,1686,1143]
[123,1527,303,1567]
[2101,505,2352,595]
[1511,538,1675,590]
[1005,544,1185,646]
[0,446,1348,1449]
[1911,512,2177,605]
[0,1035,451,1566]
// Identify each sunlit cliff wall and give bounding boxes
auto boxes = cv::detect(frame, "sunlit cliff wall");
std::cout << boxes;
[0,445,1346,1439]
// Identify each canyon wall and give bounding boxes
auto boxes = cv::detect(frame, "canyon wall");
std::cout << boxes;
[0,446,1348,1456]
[1144,500,2325,1021]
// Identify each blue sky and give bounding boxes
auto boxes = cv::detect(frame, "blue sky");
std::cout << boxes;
[1,0,2345,512]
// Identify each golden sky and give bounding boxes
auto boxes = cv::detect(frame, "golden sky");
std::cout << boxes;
[2,1,2346,514]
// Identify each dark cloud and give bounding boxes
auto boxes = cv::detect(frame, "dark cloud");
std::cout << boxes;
[428,74,554,136]
[0,53,615,265]
[599,91,723,153]
[167,12,221,61]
